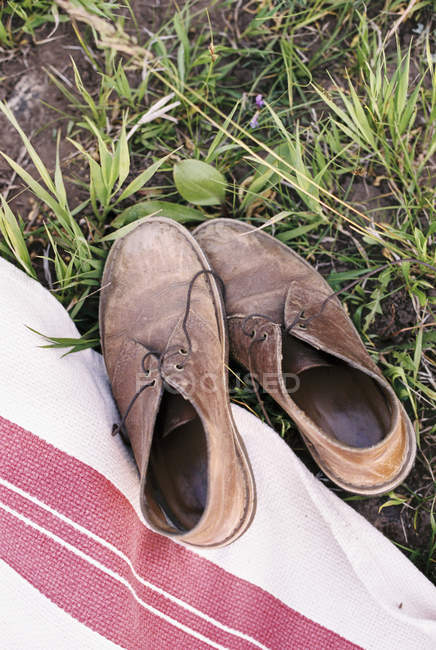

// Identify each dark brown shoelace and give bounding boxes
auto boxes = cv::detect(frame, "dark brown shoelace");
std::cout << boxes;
[111,269,225,442]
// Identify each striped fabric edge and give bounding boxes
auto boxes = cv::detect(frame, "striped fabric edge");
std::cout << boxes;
[0,416,359,650]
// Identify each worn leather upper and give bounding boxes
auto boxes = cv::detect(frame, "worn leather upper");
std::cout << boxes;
[194,218,416,494]
[100,218,255,546]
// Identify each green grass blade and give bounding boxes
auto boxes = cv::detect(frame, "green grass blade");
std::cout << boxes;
[0,101,56,194]
[115,152,172,204]
[0,197,36,278]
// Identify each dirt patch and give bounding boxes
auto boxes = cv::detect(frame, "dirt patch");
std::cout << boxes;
[130,0,235,36]
[372,285,417,343]
[0,21,95,217]
[346,178,396,224]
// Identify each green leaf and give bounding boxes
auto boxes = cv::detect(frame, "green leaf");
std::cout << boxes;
[115,152,172,204]
[413,324,424,382]
[89,158,108,208]
[173,160,226,205]
[111,201,205,228]
[277,219,324,242]
[398,83,420,135]
[0,101,56,195]
[396,48,410,119]
[379,493,407,512]
[97,213,160,242]
[26,326,99,354]
[347,79,376,148]
[173,12,190,58]
[0,196,36,278]
[0,151,66,222]
[206,101,239,163]
[116,120,130,190]
[85,117,113,190]
[54,130,67,209]
[71,59,99,123]
[177,43,185,86]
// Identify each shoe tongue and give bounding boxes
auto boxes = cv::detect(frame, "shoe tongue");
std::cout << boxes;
[159,392,198,438]
[283,335,333,375]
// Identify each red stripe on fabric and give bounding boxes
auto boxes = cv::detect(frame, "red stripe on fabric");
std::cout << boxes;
[0,484,254,649]
[0,507,212,650]
[0,416,359,650]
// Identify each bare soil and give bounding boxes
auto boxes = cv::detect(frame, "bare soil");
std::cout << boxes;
[0,21,94,217]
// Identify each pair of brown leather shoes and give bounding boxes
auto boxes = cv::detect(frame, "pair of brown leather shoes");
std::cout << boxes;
[100,217,416,548]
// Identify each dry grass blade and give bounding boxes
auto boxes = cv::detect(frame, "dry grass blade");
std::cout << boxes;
[54,0,151,62]
[383,0,420,47]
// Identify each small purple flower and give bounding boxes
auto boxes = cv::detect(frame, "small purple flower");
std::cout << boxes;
[255,94,264,108]
[250,112,259,128]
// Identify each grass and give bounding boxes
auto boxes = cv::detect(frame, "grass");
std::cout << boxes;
[0,0,435,579]
[0,0,123,46]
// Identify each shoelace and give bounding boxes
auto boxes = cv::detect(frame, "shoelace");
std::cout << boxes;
[112,256,435,438]
[111,269,225,442]
[239,257,436,427]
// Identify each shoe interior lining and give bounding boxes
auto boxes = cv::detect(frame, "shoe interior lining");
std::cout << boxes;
[147,391,207,532]
[282,335,392,448]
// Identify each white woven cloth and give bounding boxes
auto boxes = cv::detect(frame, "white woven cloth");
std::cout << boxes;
[0,257,434,649]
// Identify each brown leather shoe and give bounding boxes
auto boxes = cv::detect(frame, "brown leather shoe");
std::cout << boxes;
[194,218,416,495]
[100,217,255,547]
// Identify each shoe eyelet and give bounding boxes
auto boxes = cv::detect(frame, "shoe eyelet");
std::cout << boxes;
[143,369,150,377]
[262,333,268,340]
[179,348,188,355]
[175,363,184,371]
[298,310,308,329]
[250,330,256,338]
